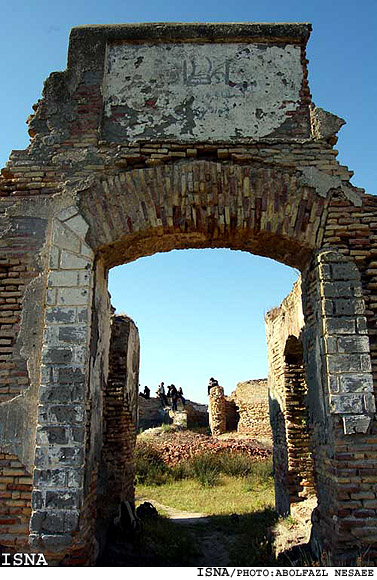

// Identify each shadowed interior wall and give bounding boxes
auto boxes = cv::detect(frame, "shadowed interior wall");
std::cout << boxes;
[96,314,139,554]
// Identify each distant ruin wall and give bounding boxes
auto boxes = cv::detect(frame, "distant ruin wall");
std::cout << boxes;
[208,379,272,440]
[138,396,208,430]
[228,379,272,439]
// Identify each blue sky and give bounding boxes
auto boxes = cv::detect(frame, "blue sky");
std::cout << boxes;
[1,1,376,403]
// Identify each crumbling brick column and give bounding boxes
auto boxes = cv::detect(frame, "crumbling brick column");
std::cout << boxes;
[96,314,139,552]
[284,337,315,503]
[208,386,226,436]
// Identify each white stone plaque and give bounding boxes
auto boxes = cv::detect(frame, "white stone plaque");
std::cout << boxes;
[103,42,303,141]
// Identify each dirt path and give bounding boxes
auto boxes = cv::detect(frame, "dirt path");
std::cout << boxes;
[137,496,210,524]
[136,495,316,567]
[137,496,231,566]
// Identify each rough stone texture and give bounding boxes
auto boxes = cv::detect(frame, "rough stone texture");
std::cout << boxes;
[138,396,208,430]
[227,379,272,439]
[138,396,171,430]
[208,385,227,436]
[0,21,376,565]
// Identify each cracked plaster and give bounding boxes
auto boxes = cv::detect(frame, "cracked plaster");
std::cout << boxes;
[103,42,303,141]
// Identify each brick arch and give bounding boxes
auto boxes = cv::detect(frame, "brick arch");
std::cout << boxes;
[78,160,329,270]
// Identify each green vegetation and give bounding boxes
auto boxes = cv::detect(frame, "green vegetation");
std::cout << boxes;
[134,437,282,565]
[135,439,274,494]
[138,473,274,515]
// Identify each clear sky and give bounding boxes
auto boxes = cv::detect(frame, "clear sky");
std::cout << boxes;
[1,1,376,403]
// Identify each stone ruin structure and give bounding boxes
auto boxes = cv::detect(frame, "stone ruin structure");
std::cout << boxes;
[229,379,272,439]
[265,279,316,516]
[0,21,377,564]
[208,379,273,439]
[233,380,272,439]
[138,395,208,431]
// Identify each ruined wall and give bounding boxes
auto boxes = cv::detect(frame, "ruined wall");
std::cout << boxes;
[96,314,139,553]
[228,379,272,439]
[138,396,208,430]
[138,396,170,430]
[265,278,315,515]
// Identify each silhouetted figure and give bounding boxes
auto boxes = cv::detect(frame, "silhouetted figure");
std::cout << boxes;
[177,386,185,406]
[208,377,219,395]
[169,384,178,411]
[143,385,150,399]
[156,382,168,406]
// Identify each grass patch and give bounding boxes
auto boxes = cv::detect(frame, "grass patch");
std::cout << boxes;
[138,471,274,515]
[181,453,221,487]
[134,438,277,565]
[135,437,273,489]
[134,441,169,486]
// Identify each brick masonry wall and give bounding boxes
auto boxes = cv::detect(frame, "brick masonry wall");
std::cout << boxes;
[265,281,315,515]
[0,453,32,550]
[95,314,139,553]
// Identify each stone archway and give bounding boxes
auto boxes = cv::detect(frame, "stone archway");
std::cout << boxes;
[0,22,377,565]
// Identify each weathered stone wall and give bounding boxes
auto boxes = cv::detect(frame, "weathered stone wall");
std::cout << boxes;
[0,21,377,564]
[138,396,208,430]
[138,396,170,430]
[102,41,305,142]
[228,379,272,439]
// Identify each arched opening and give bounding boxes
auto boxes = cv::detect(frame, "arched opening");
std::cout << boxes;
[23,166,375,567]
[93,246,307,564]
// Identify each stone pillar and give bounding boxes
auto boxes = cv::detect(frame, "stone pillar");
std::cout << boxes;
[208,385,226,436]
[30,207,95,562]
[304,250,377,563]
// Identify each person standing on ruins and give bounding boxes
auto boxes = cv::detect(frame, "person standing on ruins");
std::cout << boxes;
[156,382,168,406]
[208,377,219,395]
[169,384,178,411]
[177,386,185,407]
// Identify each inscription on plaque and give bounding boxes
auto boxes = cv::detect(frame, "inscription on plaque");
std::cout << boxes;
[102,43,303,142]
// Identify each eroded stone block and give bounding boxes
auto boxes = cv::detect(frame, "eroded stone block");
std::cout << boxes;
[342,415,372,435]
